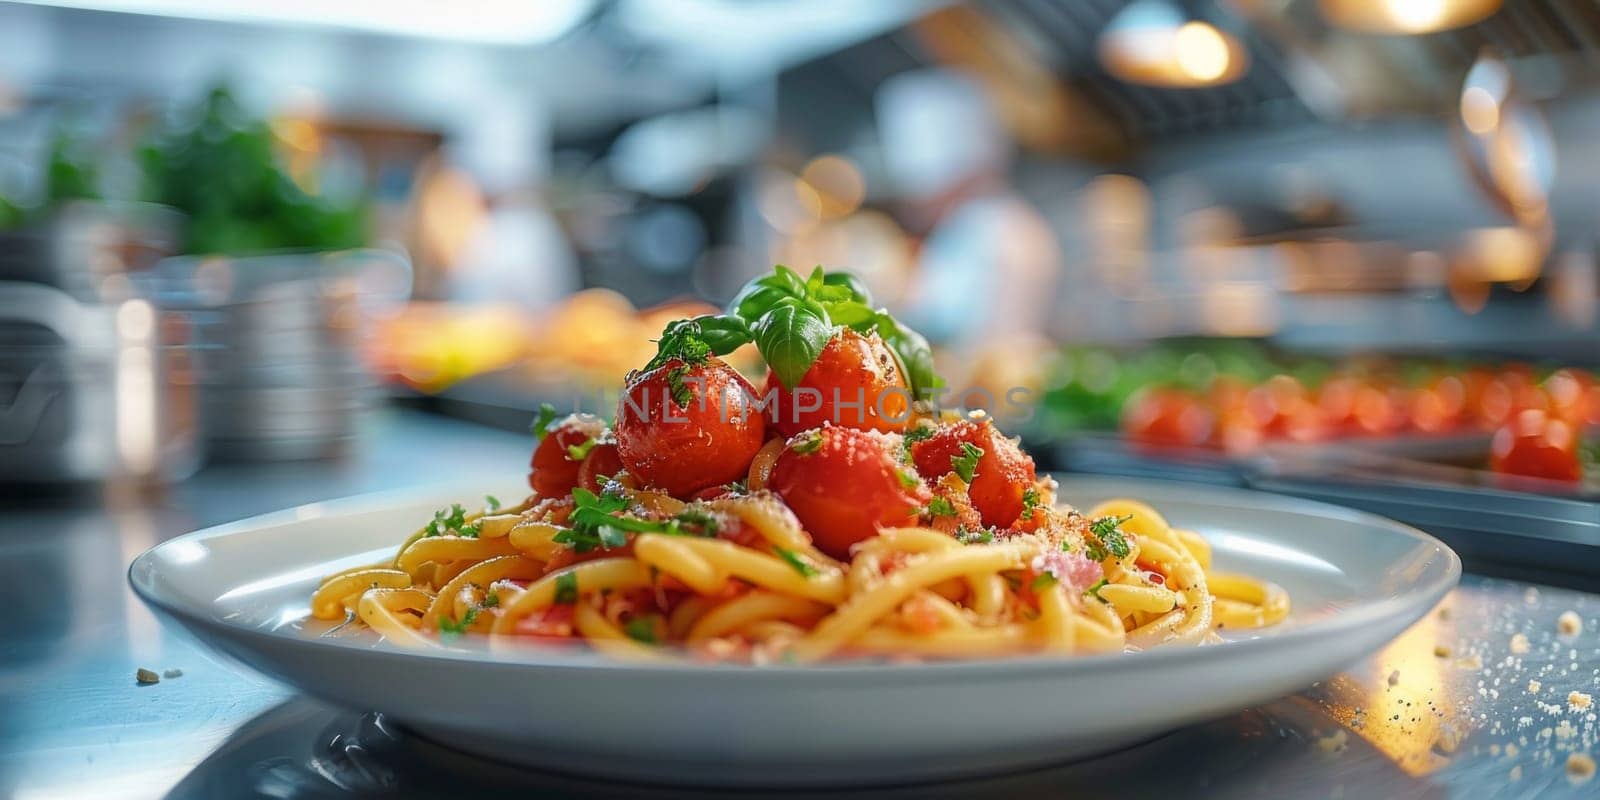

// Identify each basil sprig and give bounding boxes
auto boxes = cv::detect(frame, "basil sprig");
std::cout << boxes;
[636,265,941,397]
[729,266,941,395]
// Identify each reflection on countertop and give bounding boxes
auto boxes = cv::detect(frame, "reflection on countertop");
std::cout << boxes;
[0,409,1596,799]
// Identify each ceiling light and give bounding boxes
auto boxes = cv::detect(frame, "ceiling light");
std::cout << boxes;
[1099,2,1249,88]
[1318,0,1501,35]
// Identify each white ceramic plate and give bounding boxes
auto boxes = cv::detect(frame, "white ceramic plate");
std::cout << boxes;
[130,476,1458,787]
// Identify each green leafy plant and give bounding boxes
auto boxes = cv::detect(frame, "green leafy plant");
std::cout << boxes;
[138,85,368,255]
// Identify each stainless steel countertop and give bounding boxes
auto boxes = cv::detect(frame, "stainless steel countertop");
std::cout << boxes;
[2,409,1598,799]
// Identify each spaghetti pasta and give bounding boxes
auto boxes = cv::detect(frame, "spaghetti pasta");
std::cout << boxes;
[313,475,1289,662]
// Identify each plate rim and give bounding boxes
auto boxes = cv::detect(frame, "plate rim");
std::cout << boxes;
[129,475,1461,683]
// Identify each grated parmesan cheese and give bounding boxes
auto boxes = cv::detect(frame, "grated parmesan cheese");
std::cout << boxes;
[1570,691,1593,711]
[1510,633,1530,654]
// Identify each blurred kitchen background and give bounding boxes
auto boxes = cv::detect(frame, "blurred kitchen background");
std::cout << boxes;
[0,0,1596,576]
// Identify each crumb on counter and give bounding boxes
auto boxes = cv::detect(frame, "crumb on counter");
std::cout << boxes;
[1528,679,1542,693]
[1437,606,1451,620]
[1387,669,1400,686]
[1568,753,1596,783]
[1434,644,1452,658]
[1509,633,1530,654]
[1557,610,1583,637]
[1510,765,1523,781]
[135,668,159,685]
[1570,691,1593,711]
[1456,653,1483,671]
[1316,729,1349,753]
[162,668,183,679]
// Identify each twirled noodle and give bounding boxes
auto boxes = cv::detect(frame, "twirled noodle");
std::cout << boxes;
[316,492,1288,663]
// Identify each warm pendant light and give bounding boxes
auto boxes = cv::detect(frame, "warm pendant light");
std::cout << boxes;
[1099,1,1249,88]
[1318,0,1501,34]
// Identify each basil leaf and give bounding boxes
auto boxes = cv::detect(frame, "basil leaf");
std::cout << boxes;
[825,299,876,329]
[875,311,940,401]
[753,300,832,390]
[822,271,873,305]
[728,282,792,322]
[805,265,826,294]
[690,314,753,354]
[767,265,808,297]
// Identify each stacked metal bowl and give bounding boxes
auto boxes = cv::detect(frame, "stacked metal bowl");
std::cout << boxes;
[146,249,410,461]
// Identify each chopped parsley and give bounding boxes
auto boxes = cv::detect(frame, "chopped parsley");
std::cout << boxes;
[531,403,558,439]
[437,607,477,637]
[440,593,499,638]
[925,496,957,518]
[951,442,984,483]
[774,547,819,578]
[485,495,501,512]
[790,431,824,455]
[425,504,481,538]
[553,572,579,605]
[1030,572,1059,592]
[1085,578,1109,602]
[624,615,661,644]
[955,526,993,545]
[565,437,599,462]
[554,488,718,552]
[1020,488,1040,520]
[1084,514,1132,561]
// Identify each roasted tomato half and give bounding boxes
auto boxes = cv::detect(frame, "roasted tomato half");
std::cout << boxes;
[529,413,608,497]
[615,356,766,498]
[765,328,911,438]
[768,426,929,559]
[910,418,1037,528]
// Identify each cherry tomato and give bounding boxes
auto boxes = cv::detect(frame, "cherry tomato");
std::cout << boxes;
[615,356,766,498]
[766,328,911,438]
[1120,388,1215,449]
[910,418,1038,528]
[1544,369,1594,428]
[1213,406,1265,453]
[1241,375,1327,442]
[1316,375,1361,432]
[575,441,624,492]
[1351,381,1405,436]
[1409,375,1467,434]
[1490,408,1582,482]
[1476,367,1545,429]
[768,426,930,559]
[528,414,607,498]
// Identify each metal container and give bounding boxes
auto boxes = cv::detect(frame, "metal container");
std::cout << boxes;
[139,249,409,461]
[0,201,182,302]
[0,282,202,484]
